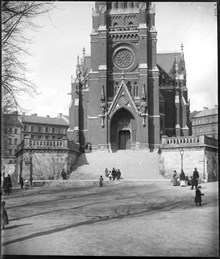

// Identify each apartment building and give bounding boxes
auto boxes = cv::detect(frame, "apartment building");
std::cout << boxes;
[190,106,218,139]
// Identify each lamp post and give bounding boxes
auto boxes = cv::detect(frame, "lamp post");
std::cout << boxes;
[180,149,184,172]
[29,151,33,187]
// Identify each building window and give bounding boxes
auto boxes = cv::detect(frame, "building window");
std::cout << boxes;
[211,117,215,122]
[9,149,12,156]
[45,136,49,139]
[9,138,12,145]
[24,125,27,131]
[207,118,210,123]
[31,135,35,139]
[45,127,48,133]
[52,128,55,133]
[199,127,202,133]
[134,84,138,97]
[14,138,17,145]
[38,126,41,132]
[129,22,133,26]
[14,128,17,134]
[9,128,12,133]
[52,136,56,139]
[31,126,34,132]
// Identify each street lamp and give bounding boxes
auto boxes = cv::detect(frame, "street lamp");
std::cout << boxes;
[29,151,33,187]
[180,149,184,172]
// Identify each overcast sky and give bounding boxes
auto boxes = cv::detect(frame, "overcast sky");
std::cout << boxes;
[20,1,217,117]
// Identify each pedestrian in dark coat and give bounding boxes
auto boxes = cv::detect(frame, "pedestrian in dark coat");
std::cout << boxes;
[99,175,104,187]
[1,201,9,229]
[20,177,24,189]
[3,177,10,195]
[195,186,204,206]
[180,170,186,187]
[191,168,199,190]
[7,174,12,192]
[112,168,116,181]
[61,169,66,180]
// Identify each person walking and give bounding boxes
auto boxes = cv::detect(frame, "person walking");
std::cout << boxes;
[61,169,66,180]
[180,170,186,187]
[191,168,199,190]
[99,175,104,187]
[173,170,178,186]
[195,186,204,206]
[112,168,116,181]
[20,177,24,189]
[1,201,9,229]
[7,174,12,192]
[3,177,10,195]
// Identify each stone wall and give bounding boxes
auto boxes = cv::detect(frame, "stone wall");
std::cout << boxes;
[159,148,205,179]
[160,135,218,181]
[16,150,79,182]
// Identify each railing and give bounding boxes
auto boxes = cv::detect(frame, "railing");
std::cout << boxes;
[161,135,218,148]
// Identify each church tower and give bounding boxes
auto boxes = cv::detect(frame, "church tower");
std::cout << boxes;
[68,2,187,152]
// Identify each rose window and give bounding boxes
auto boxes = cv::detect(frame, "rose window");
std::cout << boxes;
[114,49,134,69]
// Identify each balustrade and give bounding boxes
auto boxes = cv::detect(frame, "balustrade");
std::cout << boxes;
[162,135,217,148]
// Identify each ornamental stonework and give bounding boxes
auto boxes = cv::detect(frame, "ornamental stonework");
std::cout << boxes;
[114,49,134,69]
[118,95,128,106]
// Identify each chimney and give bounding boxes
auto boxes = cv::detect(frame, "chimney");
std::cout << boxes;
[58,113,62,118]
[31,113,37,116]
[47,115,50,118]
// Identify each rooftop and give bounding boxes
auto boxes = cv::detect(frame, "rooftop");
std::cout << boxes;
[19,115,69,126]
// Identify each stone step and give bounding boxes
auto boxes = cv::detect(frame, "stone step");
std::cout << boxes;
[70,151,166,180]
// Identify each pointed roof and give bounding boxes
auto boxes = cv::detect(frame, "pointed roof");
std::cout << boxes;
[107,80,139,118]
[157,52,183,79]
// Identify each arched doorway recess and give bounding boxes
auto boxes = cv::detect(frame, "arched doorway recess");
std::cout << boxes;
[110,108,136,151]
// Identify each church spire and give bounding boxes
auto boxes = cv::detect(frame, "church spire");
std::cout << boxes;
[173,53,179,79]
[180,43,185,71]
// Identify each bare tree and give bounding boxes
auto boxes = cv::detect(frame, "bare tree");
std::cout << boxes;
[2,1,54,113]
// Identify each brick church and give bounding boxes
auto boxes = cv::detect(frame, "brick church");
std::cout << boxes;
[68,2,190,152]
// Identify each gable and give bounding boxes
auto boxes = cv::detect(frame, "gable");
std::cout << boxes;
[107,80,139,118]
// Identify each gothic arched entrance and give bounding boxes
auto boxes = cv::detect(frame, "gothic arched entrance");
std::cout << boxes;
[110,108,136,151]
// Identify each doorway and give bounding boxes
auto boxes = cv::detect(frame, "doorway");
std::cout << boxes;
[119,130,131,149]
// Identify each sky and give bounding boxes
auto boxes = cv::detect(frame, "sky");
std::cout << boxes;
[20,1,218,117]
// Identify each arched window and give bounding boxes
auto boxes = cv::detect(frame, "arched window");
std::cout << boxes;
[129,22,133,26]
[114,22,118,27]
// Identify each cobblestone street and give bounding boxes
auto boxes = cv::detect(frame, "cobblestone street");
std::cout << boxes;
[1,181,219,257]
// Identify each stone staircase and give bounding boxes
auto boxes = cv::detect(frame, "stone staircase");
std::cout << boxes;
[69,150,168,181]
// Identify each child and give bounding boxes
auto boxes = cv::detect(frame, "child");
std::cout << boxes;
[195,186,204,206]
[1,201,9,229]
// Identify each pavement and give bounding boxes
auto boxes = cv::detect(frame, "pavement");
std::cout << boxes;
[1,180,219,257]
